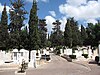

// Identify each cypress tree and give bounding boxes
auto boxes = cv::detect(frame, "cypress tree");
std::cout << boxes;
[0,4,9,50]
[28,0,41,50]
[70,18,81,46]
[81,25,87,45]
[64,19,72,48]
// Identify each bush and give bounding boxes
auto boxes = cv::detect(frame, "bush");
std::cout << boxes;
[69,55,76,59]
[95,56,99,63]
[55,46,62,55]
[82,54,88,58]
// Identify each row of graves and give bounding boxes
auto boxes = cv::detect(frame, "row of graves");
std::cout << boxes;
[59,46,100,62]
[0,48,50,68]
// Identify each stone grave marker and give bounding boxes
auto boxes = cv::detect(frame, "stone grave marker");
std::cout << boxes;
[28,50,36,68]
[66,49,72,55]
[12,49,19,64]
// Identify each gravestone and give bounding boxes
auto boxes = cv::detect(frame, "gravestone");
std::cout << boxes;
[28,50,36,68]
[60,49,64,56]
[50,48,53,52]
[19,49,29,63]
[5,51,12,62]
[12,49,19,64]
[0,51,5,65]
[83,49,88,54]
[87,46,92,58]
[66,49,72,55]
[99,43,100,64]
[43,49,46,55]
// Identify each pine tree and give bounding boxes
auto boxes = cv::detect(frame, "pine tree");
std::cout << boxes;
[64,19,72,48]
[9,0,27,49]
[50,20,63,47]
[28,0,41,50]
[0,4,9,50]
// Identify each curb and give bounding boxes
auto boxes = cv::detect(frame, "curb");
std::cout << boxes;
[72,61,91,71]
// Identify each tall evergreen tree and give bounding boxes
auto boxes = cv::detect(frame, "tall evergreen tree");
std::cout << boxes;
[70,18,81,46]
[64,19,72,48]
[81,25,87,45]
[28,0,41,50]
[9,0,27,49]
[64,18,81,47]
[0,4,9,50]
[39,19,47,48]
[85,23,95,46]
[50,20,63,47]
[20,26,29,49]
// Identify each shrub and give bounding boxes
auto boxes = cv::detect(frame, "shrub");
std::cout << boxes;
[55,46,62,55]
[69,55,76,59]
[18,60,27,73]
[82,54,88,58]
[95,56,99,63]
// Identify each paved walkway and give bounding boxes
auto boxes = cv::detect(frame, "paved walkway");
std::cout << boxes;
[0,53,100,75]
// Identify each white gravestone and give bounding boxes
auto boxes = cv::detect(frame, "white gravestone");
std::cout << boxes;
[46,51,50,55]
[99,44,100,63]
[0,51,5,65]
[28,50,36,68]
[20,49,29,63]
[88,48,92,58]
[66,49,72,55]
[60,49,63,56]
[12,49,19,64]
[50,48,53,52]
[5,52,12,62]
[83,49,88,54]
[43,49,46,55]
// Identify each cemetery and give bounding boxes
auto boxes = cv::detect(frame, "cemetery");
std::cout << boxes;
[0,0,100,75]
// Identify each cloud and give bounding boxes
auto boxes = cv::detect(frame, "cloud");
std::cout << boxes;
[0,3,10,14]
[59,16,67,31]
[26,0,49,3]
[86,19,98,24]
[49,11,56,17]
[41,0,49,2]
[45,15,67,33]
[67,0,86,6]
[59,0,100,20]
[45,16,56,33]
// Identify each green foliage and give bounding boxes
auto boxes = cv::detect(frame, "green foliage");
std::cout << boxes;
[64,19,72,48]
[18,60,28,73]
[0,4,9,50]
[82,54,88,58]
[9,0,27,49]
[20,27,29,49]
[64,18,81,48]
[50,20,64,47]
[81,25,87,46]
[39,19,47,48]
[54,46,62,55]
[28,0,41,50]
[69,55,76,59]
[95,56,99,63]
[84,22,100,47]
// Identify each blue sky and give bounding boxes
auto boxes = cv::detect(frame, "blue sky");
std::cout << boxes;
[0,0,100,33]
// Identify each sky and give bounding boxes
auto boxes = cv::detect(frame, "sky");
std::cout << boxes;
[0,0,100,33]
